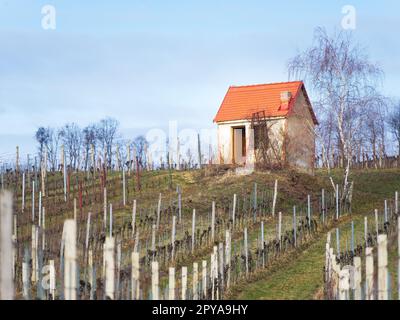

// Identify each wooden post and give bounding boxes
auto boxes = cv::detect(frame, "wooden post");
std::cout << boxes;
[22,172,25,212]
[395,191,398,216]
[232,194,236,229]
[73,198,77,222]
[398,217,400,300]
[336,184,339,220]
[131,252,139,300]
[278,212,282,249]
[104,236,115,300]
[42,207,46,250]
[321,188,325,225]
[151,261,159,300]
[244,228,249,276]
[307,194,311,227]
[156,193,162,230]
[0,191,14,300]
[336,228,340,258]
[63,219,77,300]
[364,217,368,246]
[218,242,224,292]
[31,225,38,283]
[365,247,374,300]
[384,200,388,223]
[85,212,91,258]
[211,201,215,242]
[109,204,113,238]
[293,206,297,247]
[192,209,196,253]
[181,267,187,300]
[202,260,207,299]
[375,209,379,239]
[22,259,30,300]
[351,221,355,253]
[353,257,361,300]
[63,151,67,202]
[132,200,137,238]
[178,187,182,224]
[193,263,198,300]
[377,234,388,300]
[272,179,278,218]
[171,215,176,261]
[32,181,35,222]
[122,168,126,206]
[151,224,156,260]
[225,230,231,287]
[168,267,175,300]
[103,188,107,230]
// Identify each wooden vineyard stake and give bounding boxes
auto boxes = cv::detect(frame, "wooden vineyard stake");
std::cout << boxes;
[22,172,25,212]
[85,212,91,263]
[272,179,278,218]
[22,255,30,300]
[375,209,379,239]
[396,216,400,301]
[109,204,113,238]
[103,188,107,230]
[32,181,35,222]
[122,169,126,206]
[336,184,339,220]
[377,234,388,300]
[293,206,297,247]
[353,257,361,300]
[42,207,46,250]
[88,249,94,299]
[181,266,187,300]
[336,228,340,258]
[364,217,368,246]
[365,247,374,300]
[151,261,159,300]
[104,236,115,300]
[202,260,207,299]
[132,200,137,238]
[278,212,282,249]
[211,201,215,242]
[395,191,398,216]
[178,187,182,224]
[116,241,121,299]
[151,224,156,260]
[307,195,311,228]
[192,209,196,253]
[321,188,325,225]
[225,230,231,287]
[168,267,175,300]
[171,215,176,261]
[232,194,237,229]
[31,225,38,283]
[63,219,77,300]
[73,198,77,222]
[193,262,198,300]
[156,193,162,230]
[0,191,14,300]
[218,242,224,293]
[131,252,140,300]
[244,228,249,276]
[384,200,388,223]
[351,221,354,253]
[63,151,67,202]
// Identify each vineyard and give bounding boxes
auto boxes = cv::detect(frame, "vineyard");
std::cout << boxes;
[0,159,398,300]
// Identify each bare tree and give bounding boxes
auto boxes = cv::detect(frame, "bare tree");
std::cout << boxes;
[133,136,148,169]
[82,124,97,171]
[288,27,383,203]
[35,127,50,165]
[46,128,60,171]
[388,101,400,157]
[59,123,82,170]
[96,117,120,168]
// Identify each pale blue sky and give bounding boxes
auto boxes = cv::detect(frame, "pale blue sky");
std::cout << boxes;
[0,0,399,161]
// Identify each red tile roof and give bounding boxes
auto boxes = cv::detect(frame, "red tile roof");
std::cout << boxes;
[213,81,318,124]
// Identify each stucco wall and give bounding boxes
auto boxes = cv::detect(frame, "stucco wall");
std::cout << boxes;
[286,90,316,173]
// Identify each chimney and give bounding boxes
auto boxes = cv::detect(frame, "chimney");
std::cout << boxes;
[280,91,292,110]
